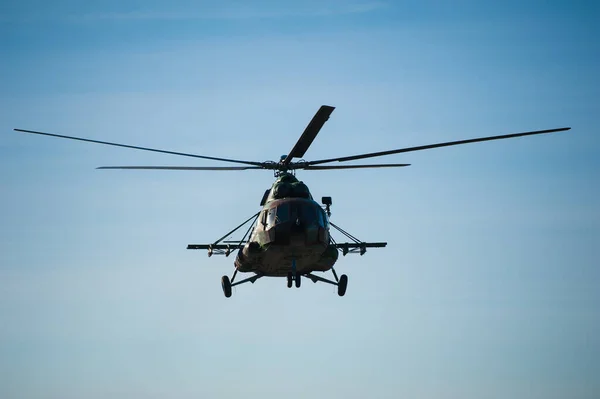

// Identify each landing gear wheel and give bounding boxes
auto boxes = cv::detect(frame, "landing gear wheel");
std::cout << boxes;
[337,274,348,297]
[295,274,301,288]
[221,275,232,298]
[287,272,293,288]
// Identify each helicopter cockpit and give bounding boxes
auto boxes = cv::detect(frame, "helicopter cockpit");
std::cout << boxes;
[265,201,326,227]
[261,199,329,245]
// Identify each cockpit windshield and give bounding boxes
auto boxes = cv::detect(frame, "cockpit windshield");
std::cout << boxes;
[297,203,317,225]
[266,203,290,227]
[276,203,290,223]
[265,201,325,228]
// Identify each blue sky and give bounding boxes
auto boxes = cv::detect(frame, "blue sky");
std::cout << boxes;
[1,1,599,398]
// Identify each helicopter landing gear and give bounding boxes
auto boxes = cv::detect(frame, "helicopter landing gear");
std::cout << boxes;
[337,274,348,297]
[221,275,232,298]
[287,258,301,288]
[221,269,263,298]
[286,271,301,288]
[304,267,348,296]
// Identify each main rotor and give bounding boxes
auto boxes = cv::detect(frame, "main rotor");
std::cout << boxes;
[13,105,570,175]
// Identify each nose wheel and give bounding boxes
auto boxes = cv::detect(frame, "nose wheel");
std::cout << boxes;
[287,272,301,288]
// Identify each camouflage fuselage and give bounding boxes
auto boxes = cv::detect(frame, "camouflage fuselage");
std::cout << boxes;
[234,174,338,276]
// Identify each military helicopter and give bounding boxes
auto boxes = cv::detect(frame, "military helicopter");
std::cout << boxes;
[14,105,569,297]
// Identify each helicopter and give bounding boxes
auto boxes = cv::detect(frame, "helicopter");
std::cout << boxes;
[14,105,570,298]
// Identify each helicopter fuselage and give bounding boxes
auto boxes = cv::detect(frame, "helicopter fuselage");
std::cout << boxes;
[235,197,338,276]
[233,174,338,277]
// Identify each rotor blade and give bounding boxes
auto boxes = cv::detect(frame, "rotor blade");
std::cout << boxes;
[282,105,335,166]
[307,127,571,165]
[302,163,411,170]
[96,166,262,170]
[13,128,264,167]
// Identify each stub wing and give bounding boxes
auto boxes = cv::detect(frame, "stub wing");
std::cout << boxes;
[187,243,244,257]
[333,242,387,256]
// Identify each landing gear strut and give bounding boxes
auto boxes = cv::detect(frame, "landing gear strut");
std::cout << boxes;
[305,267,348,297]
[221,266,346,297]
[221,269,263,298]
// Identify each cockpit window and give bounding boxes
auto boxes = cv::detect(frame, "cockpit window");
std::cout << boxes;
[276,203,290,224]
[266,203,290,228]
[266,201,325,228]
[298,203,318,226]
[317,207,326,227]
[266,207,277,227]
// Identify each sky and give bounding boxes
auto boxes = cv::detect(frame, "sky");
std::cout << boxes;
[1,1,599,398]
